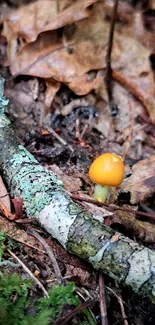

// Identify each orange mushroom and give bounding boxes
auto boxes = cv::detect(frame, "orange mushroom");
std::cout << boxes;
[89,153,125,202]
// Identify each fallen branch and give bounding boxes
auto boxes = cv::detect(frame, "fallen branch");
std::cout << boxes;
[1,77,155,305]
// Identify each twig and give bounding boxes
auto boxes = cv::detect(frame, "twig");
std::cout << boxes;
[30,230,63,285]
[14,238,46,254]
[54,300,95,325]
[105,0,119,109]
[71,194,155,220]
[43,126,74,152]
[99,274,108,325]
[42,126,67,146]
[56,0,60,13]
[8,249,49,297]
[123,99,134,161]
[106,286,129,325]
[76,288,96,322]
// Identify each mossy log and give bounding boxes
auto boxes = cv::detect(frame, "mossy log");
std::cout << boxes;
[1,77,155,305]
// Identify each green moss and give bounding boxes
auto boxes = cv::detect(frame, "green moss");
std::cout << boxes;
[0,274,81,325]
[67,239,96,259]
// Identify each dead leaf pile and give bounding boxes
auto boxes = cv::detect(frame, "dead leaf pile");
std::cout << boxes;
[120,155,155,204]
[2,0,155,124]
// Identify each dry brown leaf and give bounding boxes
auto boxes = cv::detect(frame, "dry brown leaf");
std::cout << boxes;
[104,0,134,23]
[0,200,14,220]
[45,79,61,113]
[112,209,155,244]
[120,155,155,204]
[3,0,99,44]
[104,0,155,53]
[4,3,118,79]
[68,71,105,95]
[65,264,97,288]
[0,175,11,210]
[5,3,153,94]
[0,216,45,252]
[3,1,155,124]
[12,197,24,219]
[149,0,155,10]
[49,164,82,193]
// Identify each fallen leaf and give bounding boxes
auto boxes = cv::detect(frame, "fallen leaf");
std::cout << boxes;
[0,216,45,252]
[45,79,61,113]
[4,2,154,123]
[4,3,118,80]
[3,1,155,127]
[112,208,155,244]
[65,264,97,288]
[120,155,155,204]
[3,0,99,44]
[12,197,24,219]
[0,175,11,210]
[104,0,155,53]
[0,200,14,220]
[149,0,155,9]
[49,164,82,193]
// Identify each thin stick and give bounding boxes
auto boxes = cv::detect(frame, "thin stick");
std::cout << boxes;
[105,0,119,108]
[54,300,95,325]
[56,0,60,13]
[44,126,67,146]
[30,230,63,285]
[8,249,49,297]
[71,194,155,220]
[106,286,129,325]
[43,126,74,152]
[14,238,46,254]
[99,274,108,325]
[123,99,134,161]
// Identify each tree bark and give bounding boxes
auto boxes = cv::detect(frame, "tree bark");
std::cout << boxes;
[1,76,155,305]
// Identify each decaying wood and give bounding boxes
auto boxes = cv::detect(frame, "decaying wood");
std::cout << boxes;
[1,76,155,305]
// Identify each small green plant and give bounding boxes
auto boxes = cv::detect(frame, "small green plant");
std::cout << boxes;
[0,231,6,261]
[0,272,95,325]
[0,231,95,324]
[0,273,32,325]
[39,281,79,319]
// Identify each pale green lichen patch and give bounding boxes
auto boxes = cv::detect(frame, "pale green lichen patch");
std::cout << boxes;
[0,114,10,127]
[13,166,63,216]
[69,202,83,215]
[6,144,64,216]
[11,145,41,166]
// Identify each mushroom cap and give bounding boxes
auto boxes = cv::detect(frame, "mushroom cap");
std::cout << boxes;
[89,153,125,187]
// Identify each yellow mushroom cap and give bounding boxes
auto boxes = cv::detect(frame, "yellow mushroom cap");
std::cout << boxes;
[89,153,125,187]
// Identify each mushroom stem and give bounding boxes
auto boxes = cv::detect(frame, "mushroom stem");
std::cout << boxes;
[93,185,110,203]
